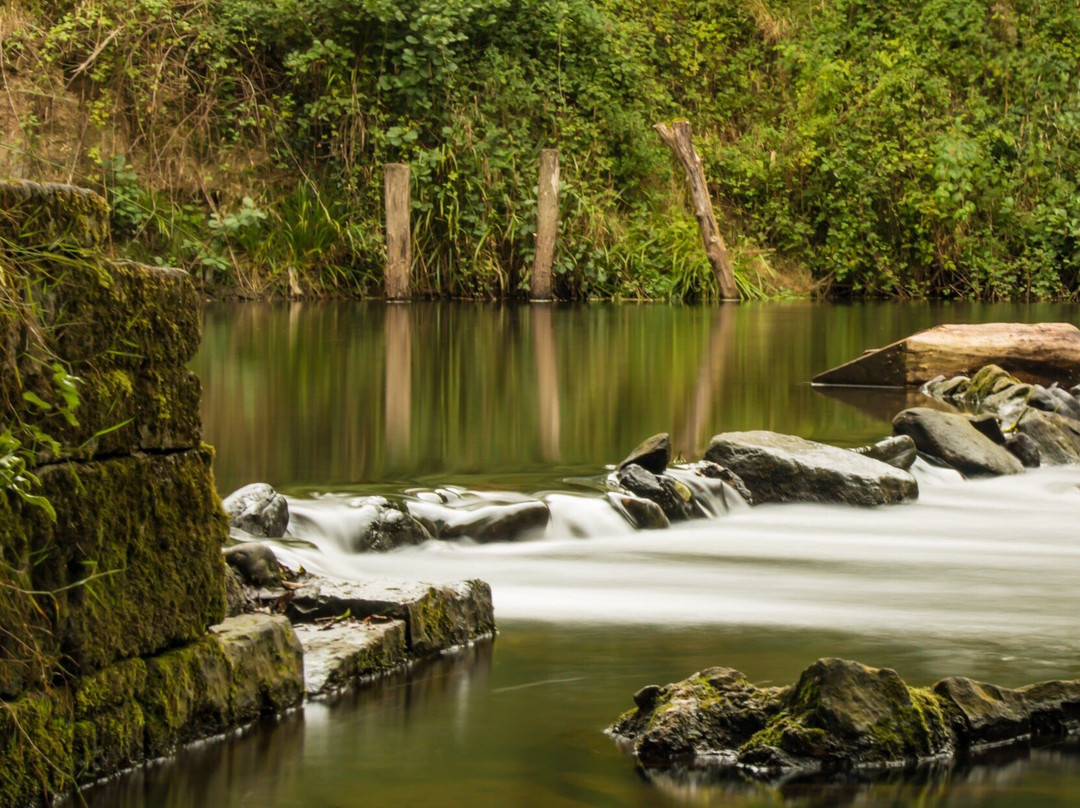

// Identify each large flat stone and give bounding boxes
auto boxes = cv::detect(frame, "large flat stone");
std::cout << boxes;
[705,430,918,506]
[293,619,408,696]
[288,578,496,656]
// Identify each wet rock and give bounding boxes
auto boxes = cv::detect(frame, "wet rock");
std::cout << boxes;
[892,408,1023,477]
[1004,433,1041,468]
[430,501,550,543]
[617,432,671,475]
[616,465,694,521]
[211,613,305,723]
[222,483,289,538]
[606,492,670,530]
[286,578,496,657]
[967,414,1006,445]
[224,542,281,587]
[1016,409,1080,465]
[293,619,408,697]
[612,658,1080,777]
[850,435,918,470]
[673,461,754,509]
[705,431,918,506]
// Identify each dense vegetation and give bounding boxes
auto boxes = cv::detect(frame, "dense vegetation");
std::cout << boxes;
[3,0,1079,299]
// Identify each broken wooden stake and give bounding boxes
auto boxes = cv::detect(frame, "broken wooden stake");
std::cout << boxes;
[384,163,412,301]
[654,121,740,301]
[531,148,559,301]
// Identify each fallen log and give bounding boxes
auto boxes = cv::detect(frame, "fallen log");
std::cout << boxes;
[812,322,1080,388]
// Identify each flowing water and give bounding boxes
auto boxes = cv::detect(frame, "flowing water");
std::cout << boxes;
[84,301,1080,807]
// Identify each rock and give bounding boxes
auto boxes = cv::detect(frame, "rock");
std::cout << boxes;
[850,435,918,470]
[414,500,550,543]
[293,619,408,696]
[967,413,1006,445]
[617,433,671,474]
[1028,385,1080,421]
[1016,409,1080,465]
[892,408,1024,477]
[615,465,694,521]
[211,613,306,724]
[224,542,281,587]
[610,667,787,766]
[667,462,753,514]
[286,578,496,657]
[605,492,670,530]
[223,565,250,617]
[683,460,754,505]
[926,375,970,398]
[1004,433,1041,468]
[612,658,1080,777]
[222,483,290,538]
[705,431,918,506]
[813,323,1080,388]
[964,364,1019,403]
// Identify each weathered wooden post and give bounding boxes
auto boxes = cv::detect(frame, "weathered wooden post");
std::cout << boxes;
[654,121,740,301]
[531,149,559,301]
[384,163,411,301]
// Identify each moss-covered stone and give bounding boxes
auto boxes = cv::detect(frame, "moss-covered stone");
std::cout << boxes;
[141,635,231,758]
[293,619,407,696]
[0,180,109,250]
[0,691,74,808]
[212,614,304,721]
[15,367,202,463]
[2,448,226,676]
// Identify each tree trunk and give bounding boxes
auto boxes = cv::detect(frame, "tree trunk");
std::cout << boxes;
[654,120,740,301]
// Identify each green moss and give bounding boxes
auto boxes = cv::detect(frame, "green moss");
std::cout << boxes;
[0,180,109,251]
[0,691,74,807]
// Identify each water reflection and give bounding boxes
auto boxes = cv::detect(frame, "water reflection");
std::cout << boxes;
[194,301,1080,494]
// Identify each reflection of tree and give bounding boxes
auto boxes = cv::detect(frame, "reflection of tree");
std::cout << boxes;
[675,305,733,458]
[385,305,412,458]
[532,305,561,462]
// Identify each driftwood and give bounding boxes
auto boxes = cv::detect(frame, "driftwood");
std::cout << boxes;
[813,322,1080,388]
[654,121,739,301]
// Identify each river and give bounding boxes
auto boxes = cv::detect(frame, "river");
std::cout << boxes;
[84,301,1080,807]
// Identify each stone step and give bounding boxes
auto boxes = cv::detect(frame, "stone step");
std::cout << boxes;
[293,618,408,697]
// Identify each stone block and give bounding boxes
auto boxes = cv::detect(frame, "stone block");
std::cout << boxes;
[212,613,305,723]
[293,619,407,696]
[0,180,109,250]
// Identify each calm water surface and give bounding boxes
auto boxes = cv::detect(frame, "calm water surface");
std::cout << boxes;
[86,302,1080,807]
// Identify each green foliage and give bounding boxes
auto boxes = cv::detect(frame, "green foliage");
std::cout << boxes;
[8,0,1080,299]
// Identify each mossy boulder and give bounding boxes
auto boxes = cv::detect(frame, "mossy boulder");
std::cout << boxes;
[212,613,305,723]
[0,691,74,807]
[611,658,1080,780]
[0,180,109,250]
[1,448,227,676]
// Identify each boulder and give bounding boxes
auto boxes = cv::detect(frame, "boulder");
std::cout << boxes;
[410,500,550,544]
[1028,385,1080,421]
[222,483,289,538]
[850,435,918,470]
[926,375,970,399]
[223,542,281,587]
[1015,410,1080,465]
[892,408,1024,477]
[611,658,1080,777]
[1004,433,1041,468]
[668,461,753,511]
[615,465,694,521]
[705,431,918,506]
[617,433,671,475]
[967,413,1006,445]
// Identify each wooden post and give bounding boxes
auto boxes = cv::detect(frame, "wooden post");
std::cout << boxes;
[384,163,411,301]
[531,148,559,301]
[654,121,740,301]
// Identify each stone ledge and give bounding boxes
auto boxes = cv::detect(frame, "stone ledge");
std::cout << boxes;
[293,619,408,697]
[0,180,109,250]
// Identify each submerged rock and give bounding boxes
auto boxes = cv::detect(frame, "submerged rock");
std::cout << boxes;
[610,657,1080,778]
[892,408,1024,477]
[606,492,670,530]
[617,432,672,475]
[222,483,290,538]
[705,431,918,506]
[409,499,550,543]
[1004,433,1041,468]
